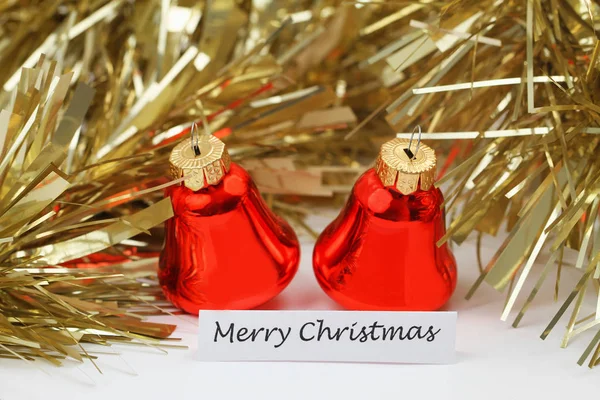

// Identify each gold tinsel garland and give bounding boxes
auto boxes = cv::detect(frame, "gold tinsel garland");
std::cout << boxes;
[1,0,600,369]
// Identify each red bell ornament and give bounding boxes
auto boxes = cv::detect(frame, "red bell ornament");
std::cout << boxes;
[159,133,300,313]
[313,138,457,311]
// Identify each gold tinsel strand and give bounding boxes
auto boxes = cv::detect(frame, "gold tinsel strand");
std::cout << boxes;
[1,0,600,369]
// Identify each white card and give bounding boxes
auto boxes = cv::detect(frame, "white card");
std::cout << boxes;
[197,310,457,364]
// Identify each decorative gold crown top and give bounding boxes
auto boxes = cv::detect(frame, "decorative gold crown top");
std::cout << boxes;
[169,135,231,191]
[375,138,436,195]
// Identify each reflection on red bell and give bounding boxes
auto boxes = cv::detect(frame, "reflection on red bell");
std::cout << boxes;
[313,138,457,311]
[159,134,300,313]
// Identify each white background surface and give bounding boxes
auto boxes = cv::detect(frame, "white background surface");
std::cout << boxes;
[1,213,598,399]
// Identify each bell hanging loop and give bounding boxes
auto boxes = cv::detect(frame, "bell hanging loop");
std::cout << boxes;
[190,122,201,156]
[405,125,422,160]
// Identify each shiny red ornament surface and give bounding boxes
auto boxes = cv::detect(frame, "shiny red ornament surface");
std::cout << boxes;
[159,163,300,313]
[313,168,457,311]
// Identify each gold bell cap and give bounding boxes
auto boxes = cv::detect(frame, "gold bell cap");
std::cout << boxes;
[375,138,436,195]
[169,135,231,191]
